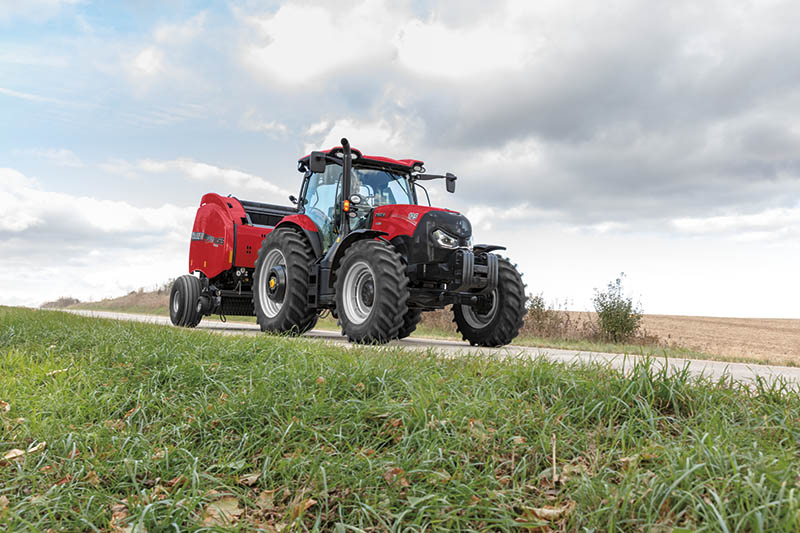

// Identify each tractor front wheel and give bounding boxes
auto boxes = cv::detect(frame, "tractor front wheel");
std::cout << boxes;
[253,227,318,335]
[453,257,525,347]
[335,240,408,343]
[169,274,203,328]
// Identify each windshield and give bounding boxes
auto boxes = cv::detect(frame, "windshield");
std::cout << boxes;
[351,167,415,207]
[302,165,417,250]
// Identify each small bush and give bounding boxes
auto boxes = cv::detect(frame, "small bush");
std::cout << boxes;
[523,294,598,340]
[39,296,81,309]
[526,293,569,337]
[592,273,642,342]
[526,293,550,326]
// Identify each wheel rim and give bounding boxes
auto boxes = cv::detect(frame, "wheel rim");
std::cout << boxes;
[258,249,286,318]
[172,290,181,314]
[342,260,375,325]
[461,290,498,329]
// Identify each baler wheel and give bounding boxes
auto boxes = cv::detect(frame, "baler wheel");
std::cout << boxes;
[453,257,525,347]
[169,274,203,328]
[253,227,318,335]
[396,308,422,340]
[335,239,408,344]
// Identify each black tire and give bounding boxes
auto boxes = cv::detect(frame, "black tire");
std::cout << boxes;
[253,227,318,335]
[334,239,408,344]
[453,257,525,347]
[396,308,422,340]
[169,274,202,328]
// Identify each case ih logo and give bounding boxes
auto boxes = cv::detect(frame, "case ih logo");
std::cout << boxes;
[408,212,419,221]
[191,232,224,247]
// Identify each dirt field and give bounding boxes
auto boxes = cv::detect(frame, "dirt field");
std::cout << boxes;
[641,314,800,366]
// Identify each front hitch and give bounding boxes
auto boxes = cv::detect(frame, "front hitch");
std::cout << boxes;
[451,250,498,294]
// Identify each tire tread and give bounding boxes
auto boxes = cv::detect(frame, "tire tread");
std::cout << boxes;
[253,227,318,335]
[335,240,408,344]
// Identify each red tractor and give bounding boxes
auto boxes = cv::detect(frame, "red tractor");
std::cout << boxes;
[170,138,526,346]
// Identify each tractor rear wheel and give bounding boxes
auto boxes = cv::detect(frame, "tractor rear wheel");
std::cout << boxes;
[335,239,408,344]
[253,227,318,335]
[396,308,422,340]
[169,274,203,328]
[453,257,525,347]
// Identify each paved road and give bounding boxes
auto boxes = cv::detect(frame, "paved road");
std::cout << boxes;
[66,309,800,386]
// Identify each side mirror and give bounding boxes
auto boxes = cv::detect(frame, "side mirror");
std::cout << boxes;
[289,195,298,205]
[445,173,457,193]
[309,151,327,174]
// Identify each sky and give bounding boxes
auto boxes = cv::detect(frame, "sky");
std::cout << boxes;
[1,0,799,318]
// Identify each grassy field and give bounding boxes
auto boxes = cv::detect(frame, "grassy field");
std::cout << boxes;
[2,307,800,531]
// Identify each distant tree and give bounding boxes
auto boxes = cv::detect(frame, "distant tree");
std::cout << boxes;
[592,273,642,342]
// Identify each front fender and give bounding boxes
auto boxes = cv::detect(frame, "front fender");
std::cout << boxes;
[473,244,506,254]
[328,229,390,273]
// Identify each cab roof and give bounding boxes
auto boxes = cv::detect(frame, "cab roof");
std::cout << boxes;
[299,146,424,171]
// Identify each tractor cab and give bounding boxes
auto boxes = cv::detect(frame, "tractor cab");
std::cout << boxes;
[296,144,458,255]
[299,162,417,251]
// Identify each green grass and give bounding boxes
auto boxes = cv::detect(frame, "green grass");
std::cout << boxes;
[4,307,799,531]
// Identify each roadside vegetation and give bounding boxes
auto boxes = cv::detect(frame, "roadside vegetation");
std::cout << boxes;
[2,307,799,531]
[592,273,643,343]
[56,276,712,361]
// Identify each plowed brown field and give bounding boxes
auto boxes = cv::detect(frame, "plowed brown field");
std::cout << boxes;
[640,314,800,365]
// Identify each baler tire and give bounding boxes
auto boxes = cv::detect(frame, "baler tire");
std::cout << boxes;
[396,308,422,340]
[453,257,525,347]
[170,275,202,328]
[335,239,408,344]
[253,227,318,335]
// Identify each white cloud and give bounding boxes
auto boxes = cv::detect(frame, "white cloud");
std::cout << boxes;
[672,207,800,242]
[463,202,560,232]
[310,114,424,157]
[101,157,291,197]
[236,0,542,86]
[98,158,138,178]
[14,147,84,167]
[394,17,534,80]
[0,167,197,307]
[0,167,194,235]
[130,46,166,77]
[238,0,396,85]
[154,11,207,45]
[0,86,71,105]
[239,110,288,135]
[305,120,330,136]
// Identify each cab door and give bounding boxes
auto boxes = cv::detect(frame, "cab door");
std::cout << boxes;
[301,165,342,252]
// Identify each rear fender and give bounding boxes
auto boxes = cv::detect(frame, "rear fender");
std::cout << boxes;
[275,215,322,258]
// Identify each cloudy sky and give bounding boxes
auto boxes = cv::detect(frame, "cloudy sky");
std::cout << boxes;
[1,0,799,318]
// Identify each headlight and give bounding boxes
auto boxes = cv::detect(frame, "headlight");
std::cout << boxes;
[432,229,459,249]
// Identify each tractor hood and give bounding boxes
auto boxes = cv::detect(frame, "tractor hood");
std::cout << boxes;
[370,204,467,235]
[370,204,472,263]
